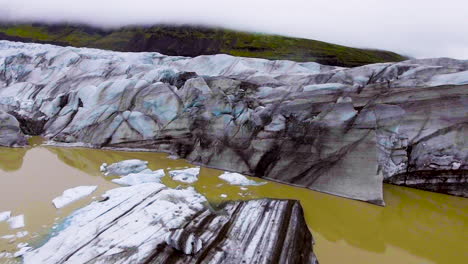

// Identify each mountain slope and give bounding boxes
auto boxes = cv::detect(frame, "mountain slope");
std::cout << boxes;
[0,23,407,67]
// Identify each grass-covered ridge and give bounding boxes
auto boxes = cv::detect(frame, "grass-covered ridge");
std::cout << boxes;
[0,23,407,67]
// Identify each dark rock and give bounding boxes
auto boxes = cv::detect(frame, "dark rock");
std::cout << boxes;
[0,110,27,147]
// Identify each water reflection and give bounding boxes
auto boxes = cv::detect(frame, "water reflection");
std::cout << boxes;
[0,143,466,264]
[0,147,26,172]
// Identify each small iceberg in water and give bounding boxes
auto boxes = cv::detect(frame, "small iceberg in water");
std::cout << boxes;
[219,172,266,186]
[8,214,25,229]
[0,211,11,222]
[100,159,148,176]
[52,186,97,209]
[112,169,166,186]
[169,168,200,183]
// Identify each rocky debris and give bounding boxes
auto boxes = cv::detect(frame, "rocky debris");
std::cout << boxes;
[0,41,467,203]
[52,186,97,209]
[169,167,200,183]
[219,172,267,186]
[22,183,317,264]
[0,110,27,147]
[101,159,149,176]
[112,168,166,186]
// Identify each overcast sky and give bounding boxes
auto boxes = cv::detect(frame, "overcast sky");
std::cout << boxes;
[0,0,467,59]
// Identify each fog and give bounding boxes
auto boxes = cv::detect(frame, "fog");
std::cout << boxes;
[1,0,467,59]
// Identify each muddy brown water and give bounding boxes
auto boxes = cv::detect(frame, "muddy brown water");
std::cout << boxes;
[0,139,467,263]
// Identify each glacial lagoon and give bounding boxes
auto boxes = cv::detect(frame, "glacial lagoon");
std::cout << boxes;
[0,140,467,263]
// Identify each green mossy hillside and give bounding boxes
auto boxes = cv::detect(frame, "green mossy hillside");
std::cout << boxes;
[0,23,407,67]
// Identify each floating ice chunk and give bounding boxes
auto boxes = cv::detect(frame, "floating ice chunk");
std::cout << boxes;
[0,252,13,259]
[99,163,107,172]
[0,211,11,222]
[167,154,179,160]
[8,215,25,229]
[16,231,28,238]
[1,231,28,240]
[220,194,228,198]
[169,168,200,184]
[52,186,97,209]
[14,242,32,257]
[219,172,266,186]
[101,159,148,176]
[112,169,165,186]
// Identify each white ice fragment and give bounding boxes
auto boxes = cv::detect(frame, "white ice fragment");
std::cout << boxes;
[112,169,165,186]
[14,242,32,257]
[102,159,148,176]
[169,168,200,184]
[1,234,15,240]
[220,194,228,198]
[451,162,461,170]
[17,242,28,248]
[219,172,266,186]
[0,211,11,222]
[0,252,13,259]
[1,231,29,240]
[167,155,179,160]
[52,186,97,209]
[8,215,25,229]
[240,187,248,191]
[16,231,28,238]
[99,163,107,172]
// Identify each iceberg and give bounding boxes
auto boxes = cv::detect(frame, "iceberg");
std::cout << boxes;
[112,169,166,186]
[7,214,25,229]
[219,172,266,186]
[101,159,148,176]
[0,211,11,222]
[52,186,98,209]
[169,168,200,184]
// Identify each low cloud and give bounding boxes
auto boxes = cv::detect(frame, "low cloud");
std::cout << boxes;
[0,0,467,59]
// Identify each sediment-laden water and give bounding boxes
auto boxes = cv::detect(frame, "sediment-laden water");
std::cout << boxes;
[0,141,466,263]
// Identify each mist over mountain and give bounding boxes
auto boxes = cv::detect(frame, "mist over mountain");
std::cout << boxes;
[0,0,467,59]
[0,22,407,67]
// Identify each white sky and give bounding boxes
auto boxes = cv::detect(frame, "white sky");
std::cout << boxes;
[0,0,467,59]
